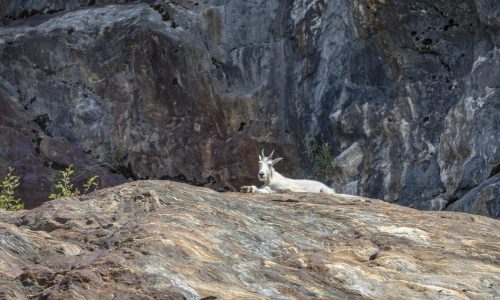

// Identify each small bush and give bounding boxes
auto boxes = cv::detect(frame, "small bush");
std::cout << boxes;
[83,175,99,194]
[50,164,99,200]
[306,135,335,177]
[0,167,24,211]
[110,149,128,172]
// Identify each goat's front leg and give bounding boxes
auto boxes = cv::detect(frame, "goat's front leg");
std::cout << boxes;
[240,185,272,193]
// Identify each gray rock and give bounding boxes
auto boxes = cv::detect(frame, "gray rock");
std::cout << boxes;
[0,86,125,208]
[447,174,500,218]
[0,0,498,217]
[0,0,152,21]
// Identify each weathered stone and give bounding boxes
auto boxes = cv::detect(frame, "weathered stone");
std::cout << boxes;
[0,89,51,208]
[447,174,500,219]
[0,181,499,299]
[0,90,125,208]
[0,0,154,22]
[0,0,498,217]
[330,141,364,194]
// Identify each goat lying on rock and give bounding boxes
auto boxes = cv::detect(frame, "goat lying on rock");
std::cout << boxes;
[241,150,336,194]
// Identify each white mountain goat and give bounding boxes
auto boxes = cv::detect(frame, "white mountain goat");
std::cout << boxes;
[240,150,336,194]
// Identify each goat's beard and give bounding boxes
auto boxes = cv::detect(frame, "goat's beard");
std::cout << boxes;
[258,175,267,182]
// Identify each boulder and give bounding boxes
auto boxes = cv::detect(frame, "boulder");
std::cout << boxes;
[0,181,499,299]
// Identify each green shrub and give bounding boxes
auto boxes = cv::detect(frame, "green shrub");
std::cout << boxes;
[110,149,128,172]
[83,175,99,194]
[306,135,335,177]
[49,164,99,200]
[0,167,24,211]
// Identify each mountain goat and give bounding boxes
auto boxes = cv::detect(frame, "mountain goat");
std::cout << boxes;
[240,150,336,194]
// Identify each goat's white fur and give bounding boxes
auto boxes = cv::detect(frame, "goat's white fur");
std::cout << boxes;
[241,149,336,194]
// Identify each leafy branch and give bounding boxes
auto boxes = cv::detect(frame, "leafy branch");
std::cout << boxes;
[306,135,335,177]
[49,164,99,200]
[0,167,24,211]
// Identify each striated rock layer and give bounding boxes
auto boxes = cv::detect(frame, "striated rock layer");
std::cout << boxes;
[0,0,498,216]
[0,181,499,299]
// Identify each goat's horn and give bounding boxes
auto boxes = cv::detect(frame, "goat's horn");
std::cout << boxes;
[261,149,265,157]
[269,150,274,159]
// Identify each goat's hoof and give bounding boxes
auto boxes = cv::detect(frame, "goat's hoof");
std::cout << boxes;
[240,186,254,193]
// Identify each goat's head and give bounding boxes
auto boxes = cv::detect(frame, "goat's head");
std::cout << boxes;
[257,149,283,181]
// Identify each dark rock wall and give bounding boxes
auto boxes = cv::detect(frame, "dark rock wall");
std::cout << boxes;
[0,89,125,208]
[0,0,498,216]
[306,0,500,212]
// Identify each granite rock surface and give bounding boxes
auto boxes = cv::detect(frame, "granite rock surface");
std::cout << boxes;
[0,180,499,299]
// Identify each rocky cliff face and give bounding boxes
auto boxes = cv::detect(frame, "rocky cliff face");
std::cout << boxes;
[0,181,499,299]
[0,0,498,216]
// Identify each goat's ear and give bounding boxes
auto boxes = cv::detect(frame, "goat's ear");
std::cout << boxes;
[271,158,283,165]
[258,154,262,160]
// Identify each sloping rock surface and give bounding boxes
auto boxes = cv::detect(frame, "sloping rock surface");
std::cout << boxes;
[0,181,499,299]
